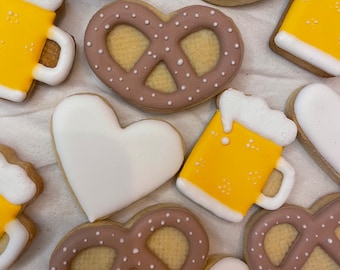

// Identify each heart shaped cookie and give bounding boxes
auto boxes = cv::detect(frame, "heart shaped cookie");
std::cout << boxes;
[84,0,243,113]
[51,94,184,222]
[244,193,340,270]
[286,83,340,184]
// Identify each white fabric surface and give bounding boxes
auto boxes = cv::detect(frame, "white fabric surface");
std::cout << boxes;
[2,0,339,269]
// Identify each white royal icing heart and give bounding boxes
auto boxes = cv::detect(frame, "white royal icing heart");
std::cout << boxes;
[294,83,340,174]
[210,257,249,270]
[52,94,184,222]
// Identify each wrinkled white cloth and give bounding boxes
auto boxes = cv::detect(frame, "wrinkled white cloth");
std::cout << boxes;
[2,0,339,269]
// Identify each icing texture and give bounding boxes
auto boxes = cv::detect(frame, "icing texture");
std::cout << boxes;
[84,0,243,112]
[245,196,340,269]
[274,0,340,76]
[293,83,340,182]
[49,206,209,269]
[0,0,75,102]
[0,145,41,269]
[52,94,184,222]
[177,89,296,222]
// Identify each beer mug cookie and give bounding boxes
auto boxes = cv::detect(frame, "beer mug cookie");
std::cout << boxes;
[286,83,340,185]
[177,89,297,222]
[0,144,43,269]
[271,0,340,77]
[244,193,340,269]
[50,205,249,270]
[0,0,75,102]
[84,0,243,113]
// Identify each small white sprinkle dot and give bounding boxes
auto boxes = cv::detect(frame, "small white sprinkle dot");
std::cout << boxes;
[145,19,150,25]
[177,58,184,66]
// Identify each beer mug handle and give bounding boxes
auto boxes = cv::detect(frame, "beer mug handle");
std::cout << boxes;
[33,26,75,85]
[256,157,295,210]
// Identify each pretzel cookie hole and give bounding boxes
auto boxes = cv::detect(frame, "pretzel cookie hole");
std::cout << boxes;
[107,24,150,72]
[70,247,116,270]
[264,225,340,269]
[146,226,189,270]
[264,224,298,266]
[180,29,220,77]
[0,234,9,254]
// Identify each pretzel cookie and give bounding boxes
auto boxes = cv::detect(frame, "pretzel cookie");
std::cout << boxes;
[286,83,340,185]
[244,193,340,270]
[84,0,243,112]
[49,205,210,270]
[52,94,184,222]
[271,0,340,77]
[0,144,43,269]
[0,0,75,102]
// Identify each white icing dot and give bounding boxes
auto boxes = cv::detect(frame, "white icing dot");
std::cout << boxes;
[214,83,219,88]
[224,51,229,56]
[231,60,236,65]
[132,13,137,18]
[234,43,240,49]
[330,215,334,219]
[175,21,180,26]
[119,77,123,81]
[177,58,184,66]
[120,238,125,243]
[188,96,193,101]
[72,249,77,253]
[213,22,218,27]
[104,24,110,29]
[177,218,181,223]
[148,219,153,224]
[132,248,139,254]
[159,23,163,28]
[84,238,88,243]
[145,19,150,25]
[168,100,173,106]
[154,34,159,39]
[151,93,156,97]
[221,71,226,76]
[107,67,112,71]
[86,41,92,47]
[150,226,155,231]
[109,78,114,82]
[228,28,233,33]
[137,232,143,238]
[96,231,100,236]
[150,264,155,269]
[166,213,171,217]
[63,261,67,266]
[195,13,199,18]
[183,12,188,16]
[164,36,169,40]
[98,49,104,54]
[184,25,188,30]
[165,47,170,52]
[147,51,152,56]
[328,238,333,244]
[221,137,230,145]
[115,14,120,19]
[305,252,309,257]
[133,69,138,74]
[123,256,128,262]
[210,10,216,15]
[63,247,67,252]
[124,4,129,9]
[139,97,144,102]
[302,224,307,229]
[202,78,208,83]
[181,85,186,90]
[99,240,104,245]
[99,13,104,18]
[186,73,191,78]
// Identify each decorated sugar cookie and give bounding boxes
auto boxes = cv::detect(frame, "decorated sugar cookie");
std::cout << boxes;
[202,0,263,7]
[49,205,249,270]
[286,83,340,185]
[271,0,340,77]
[0,144,43,269]
[244,193,340,269]
[51,94,185,222]
[84,0,243,112]
[0,0,75,102]
[177,89,297,222]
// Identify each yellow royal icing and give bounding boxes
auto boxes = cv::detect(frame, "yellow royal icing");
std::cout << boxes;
[179,110,282,215]
[0,195,21,237]
[279,0,340,59]
[0,0,56,91]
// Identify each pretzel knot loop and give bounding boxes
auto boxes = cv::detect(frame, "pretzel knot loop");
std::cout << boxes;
[84,1,243,112]
[49,207,209,270]
[246,197,340,270]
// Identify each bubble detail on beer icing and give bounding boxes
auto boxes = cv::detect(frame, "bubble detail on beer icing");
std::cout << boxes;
[219,89,297,146]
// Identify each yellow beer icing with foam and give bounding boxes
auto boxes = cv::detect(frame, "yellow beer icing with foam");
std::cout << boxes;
[179,110,282,215]
[0,0,56,91]
[0,195,21,236]
[279,0,340,59]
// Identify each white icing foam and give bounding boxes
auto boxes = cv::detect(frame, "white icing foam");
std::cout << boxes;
[219,89,297,146]
[0,153,36,205]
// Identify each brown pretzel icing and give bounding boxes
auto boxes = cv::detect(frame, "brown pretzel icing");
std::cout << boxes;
[84,0,243,112]
[245,195,340,270]
[49,206,209,269]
